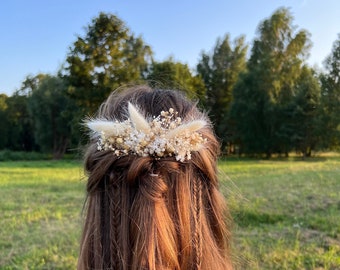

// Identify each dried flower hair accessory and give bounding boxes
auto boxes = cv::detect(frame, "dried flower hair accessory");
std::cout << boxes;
[86,103,207,162]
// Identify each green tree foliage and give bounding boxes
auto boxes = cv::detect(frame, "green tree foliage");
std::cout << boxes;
[230,8,311,156]
[319,34,340,149]
[4,93,35,151]
[289,67,321,156]
[197,34,247,147]
[0,75,48,151]
[28,75,74,159]
[18,74,47,96]
[0,94,9,149]
[65,12,152,114]
[3,9,339,156]
[146,59,206,104]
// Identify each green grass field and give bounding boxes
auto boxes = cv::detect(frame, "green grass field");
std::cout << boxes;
[1,155,339,269]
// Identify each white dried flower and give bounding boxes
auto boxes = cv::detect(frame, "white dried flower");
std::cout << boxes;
[86,103,207,161]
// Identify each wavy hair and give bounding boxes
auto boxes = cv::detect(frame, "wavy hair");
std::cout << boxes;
[78,85,233,270]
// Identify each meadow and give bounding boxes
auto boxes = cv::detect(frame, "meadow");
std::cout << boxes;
[0,154,339,269]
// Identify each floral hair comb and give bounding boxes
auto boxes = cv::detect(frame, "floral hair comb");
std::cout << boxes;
[86,103,207,162]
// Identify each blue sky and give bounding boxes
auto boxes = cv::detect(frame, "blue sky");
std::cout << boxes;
[1,0,339,95]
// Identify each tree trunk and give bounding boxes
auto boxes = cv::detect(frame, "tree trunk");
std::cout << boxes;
[53,136,69,160]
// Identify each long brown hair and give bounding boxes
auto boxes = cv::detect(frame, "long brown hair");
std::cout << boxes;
[78,85,233,270]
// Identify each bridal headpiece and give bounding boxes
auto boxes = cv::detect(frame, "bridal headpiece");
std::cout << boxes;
[86,103,207,162]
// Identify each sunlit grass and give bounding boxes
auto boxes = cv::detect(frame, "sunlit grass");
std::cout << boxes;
[219,154,340,269]
[1,155,340,269]
[0,161,85,269]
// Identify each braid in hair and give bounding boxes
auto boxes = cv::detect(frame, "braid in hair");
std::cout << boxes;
[108,170,122,269]
[192,173,202,270]
[91,193,103,269]
[101,175,111,269]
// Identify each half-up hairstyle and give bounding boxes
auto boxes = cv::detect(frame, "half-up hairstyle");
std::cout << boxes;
[78,85,233,270]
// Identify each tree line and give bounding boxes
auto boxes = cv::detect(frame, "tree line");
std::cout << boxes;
[0,8,339,158]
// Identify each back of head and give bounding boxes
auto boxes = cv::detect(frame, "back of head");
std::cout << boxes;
[78,85,233,270]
